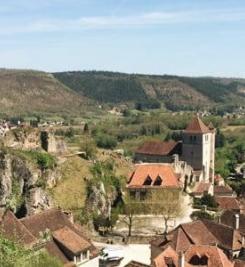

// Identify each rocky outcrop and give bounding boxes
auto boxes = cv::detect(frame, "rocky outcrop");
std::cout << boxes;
[86,181,118,218]
[0,149,58,216]
[3,128,40,150]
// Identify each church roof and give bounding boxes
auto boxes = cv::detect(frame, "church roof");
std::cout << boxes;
[184,116,210,134]
[135,140,181,156]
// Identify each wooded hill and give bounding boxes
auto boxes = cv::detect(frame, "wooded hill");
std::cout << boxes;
[0,68,244,117]
[0,69,92,117]
[54,71,245,111]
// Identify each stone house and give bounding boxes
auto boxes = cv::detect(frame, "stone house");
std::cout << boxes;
[127,163,182,207]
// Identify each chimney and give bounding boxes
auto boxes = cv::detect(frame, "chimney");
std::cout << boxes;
[178,251,185,267]
[234,214,240,230]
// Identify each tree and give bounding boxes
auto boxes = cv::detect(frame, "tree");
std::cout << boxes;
[151,190,183,233]
[121,194,141,238]
[190,210,213,221]
[80,138,97,159]
[83,123,89,133]
[0,235,62,267]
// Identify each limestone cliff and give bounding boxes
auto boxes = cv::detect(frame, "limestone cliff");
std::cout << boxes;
[0,149,59,217]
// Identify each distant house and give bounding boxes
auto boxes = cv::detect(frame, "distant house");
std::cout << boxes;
[127,163,182,202]
[0,209,98,266]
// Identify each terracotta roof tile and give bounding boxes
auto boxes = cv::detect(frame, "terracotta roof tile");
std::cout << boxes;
[184,116,210,134]
[193,182,212,195]
[153,246,179,267]
[0,210,37,247]
[53,226,91,254]
[221,210,245,235]
[44,240,71,264]
[185,245,234,267]
[135,140,181,156]
[127,164,181,188]
[216,197,240,211]
[214,185,234,195]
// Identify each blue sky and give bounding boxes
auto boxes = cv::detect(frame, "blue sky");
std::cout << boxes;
[1,0,245,77]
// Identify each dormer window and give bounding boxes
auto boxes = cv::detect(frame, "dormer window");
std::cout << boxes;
[143,175,152,186]
[153,175,162,186]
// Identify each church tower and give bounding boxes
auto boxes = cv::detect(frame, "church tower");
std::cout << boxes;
[182,116,215,183]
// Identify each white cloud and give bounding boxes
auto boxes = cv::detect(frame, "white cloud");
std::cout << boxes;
[1,8,245,35]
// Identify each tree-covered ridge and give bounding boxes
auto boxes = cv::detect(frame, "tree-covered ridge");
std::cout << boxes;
[54,71,245,111]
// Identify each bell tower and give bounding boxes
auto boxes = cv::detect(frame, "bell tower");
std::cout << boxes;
[182,116,215,183]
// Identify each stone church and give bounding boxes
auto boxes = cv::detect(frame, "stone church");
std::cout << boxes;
[133,116,216,196]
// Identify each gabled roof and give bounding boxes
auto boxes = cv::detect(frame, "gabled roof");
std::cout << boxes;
[0,210,37,247]
[192,182,212,195]
[184,116,210,134]
[151,219,242,255]
[214,185,234,195]
[221,210,245,235]
[127,164,181,189]
[53,226,91,255]
[153,245,179,267]
[216,197,240,211]
[135,140,181,156]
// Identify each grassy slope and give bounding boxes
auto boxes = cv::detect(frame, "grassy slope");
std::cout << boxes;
[0,69,91,117]
[51,156,91,210]
[54,71,245,110]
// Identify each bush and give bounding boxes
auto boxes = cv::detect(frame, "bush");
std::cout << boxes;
[194,193,218,208]
[190,210,213,221]
[80,139,97,159]
[95,133,117,149]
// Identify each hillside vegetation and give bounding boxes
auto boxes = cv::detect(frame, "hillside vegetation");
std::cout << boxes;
[0,69,91,117]
[54,71,245,111]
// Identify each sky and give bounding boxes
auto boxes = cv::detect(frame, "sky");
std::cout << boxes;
[0,0,245,77]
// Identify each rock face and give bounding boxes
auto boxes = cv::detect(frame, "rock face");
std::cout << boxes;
[0,150,56,216]
[3,128,40,150]
[86,181,118,218]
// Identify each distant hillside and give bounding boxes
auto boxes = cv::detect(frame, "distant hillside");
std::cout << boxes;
[0,69,90,117]
[54,71,245,111]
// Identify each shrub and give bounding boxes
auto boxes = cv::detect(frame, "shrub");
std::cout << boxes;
[95,133,117,149]
[190,210,213,220]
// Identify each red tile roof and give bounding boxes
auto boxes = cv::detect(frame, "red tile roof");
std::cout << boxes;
[135,140,180,156]
[53,226,91,255]
[153,246,179,267]
[127,164,181,189]
[192,182,212,195]
[221,210,245,235]
[184,116,210,134]
[216,197,240,211]
[185,245,234,267]
[214,185,234,195]
[0,210,37,247]
[151,219,242,255]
